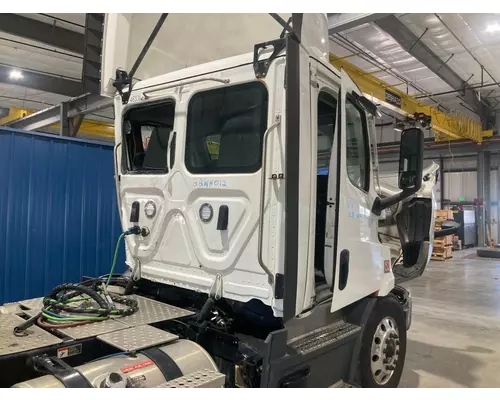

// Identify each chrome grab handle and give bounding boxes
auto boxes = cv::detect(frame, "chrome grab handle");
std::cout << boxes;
[143,77,230,98]
[258,114,281,284]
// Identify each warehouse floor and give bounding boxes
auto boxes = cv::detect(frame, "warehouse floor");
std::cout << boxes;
[400,250,500,388]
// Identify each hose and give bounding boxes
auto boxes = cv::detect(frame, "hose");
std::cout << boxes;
[106,232,127,287]
[14,228,140,332]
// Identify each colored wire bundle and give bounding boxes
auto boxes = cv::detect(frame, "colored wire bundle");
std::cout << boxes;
[37,282,139,329]
[14,228,140,333]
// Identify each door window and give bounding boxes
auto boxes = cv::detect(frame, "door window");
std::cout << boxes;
[185,81,268,174]
[317,91,337,173]
[345,99,370,191]
[122,100,175,174]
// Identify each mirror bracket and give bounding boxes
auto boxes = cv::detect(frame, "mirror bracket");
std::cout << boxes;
[372,187,420,217]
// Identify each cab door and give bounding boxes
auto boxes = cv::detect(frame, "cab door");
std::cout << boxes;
[327,69,392,313]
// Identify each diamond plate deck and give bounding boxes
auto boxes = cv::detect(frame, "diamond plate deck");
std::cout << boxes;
[0,302,23,315]
[288,321,360,354]
[155,369,225,388]
[18,294,193,338]
[19,297,44,311]
[115,295,194,327]
[97,324,178,352]
[59,319,129,340]
[0,314,62,356]
[21,307,132,340]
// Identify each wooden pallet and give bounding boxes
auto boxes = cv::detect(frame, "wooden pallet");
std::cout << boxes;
[434,236,452,247]
[431,245,452,261]
[432,209,455,261]
[435,210,454,220]
[431,254,452,261]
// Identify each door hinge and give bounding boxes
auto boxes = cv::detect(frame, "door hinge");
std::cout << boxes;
[274,273,285,299]
[269,173,285,180]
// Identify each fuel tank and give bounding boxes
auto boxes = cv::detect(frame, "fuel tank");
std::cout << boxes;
[13,339,218,388]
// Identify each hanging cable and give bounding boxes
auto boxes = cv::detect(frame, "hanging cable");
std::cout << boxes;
[14,229,140,333]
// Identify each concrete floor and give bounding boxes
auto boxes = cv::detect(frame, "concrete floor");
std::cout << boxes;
[399,249,500,388]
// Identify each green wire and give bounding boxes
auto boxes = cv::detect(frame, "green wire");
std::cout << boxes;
[42,232,128,324]
[42,312,109,322]
[106,232,127,287]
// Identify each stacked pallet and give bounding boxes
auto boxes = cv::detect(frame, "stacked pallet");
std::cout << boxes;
[452,235,462,251]
[432,210,453,261]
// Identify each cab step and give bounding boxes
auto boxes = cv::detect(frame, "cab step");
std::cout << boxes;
[330,380,357,388]
[155,369,226,388]
[288,320,360,355]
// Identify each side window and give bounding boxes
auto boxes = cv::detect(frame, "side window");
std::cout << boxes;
[122,100,175,174]
[317,92,337,172]
[345,99,369,191]
[185,81,268,174]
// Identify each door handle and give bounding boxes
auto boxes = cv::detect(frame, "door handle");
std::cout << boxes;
[130,201,140,224]
[338,249,349,291]
[217,205,229,231]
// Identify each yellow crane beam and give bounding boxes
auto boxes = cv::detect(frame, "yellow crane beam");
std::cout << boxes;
[0,107,114,139]
[330,54,493,144]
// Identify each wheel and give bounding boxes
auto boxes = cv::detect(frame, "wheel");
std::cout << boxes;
[477,248,500,259]
[358,295,407,388]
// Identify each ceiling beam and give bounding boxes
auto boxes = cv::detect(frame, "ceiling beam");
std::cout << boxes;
[375,15,494,129]
[0,64,80,97]
[327,13,390,34]
[6,94,112,131]
[0,14,84,54]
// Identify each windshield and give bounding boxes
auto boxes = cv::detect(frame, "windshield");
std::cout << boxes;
[185,81,269,174]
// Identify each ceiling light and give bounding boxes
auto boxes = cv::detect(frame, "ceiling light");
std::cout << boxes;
[485,23,500,33]
[9,70,23,80]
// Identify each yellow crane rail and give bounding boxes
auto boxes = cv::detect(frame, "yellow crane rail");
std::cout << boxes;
[330,54,493,143]
[0,107,114,139]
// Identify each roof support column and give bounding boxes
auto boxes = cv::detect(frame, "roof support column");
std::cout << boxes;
[477,151,487,247]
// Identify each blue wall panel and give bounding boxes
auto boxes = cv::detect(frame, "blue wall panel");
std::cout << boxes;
[0,127,124,304]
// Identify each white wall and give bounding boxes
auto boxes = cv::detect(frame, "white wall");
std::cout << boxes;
[102,13,290,93]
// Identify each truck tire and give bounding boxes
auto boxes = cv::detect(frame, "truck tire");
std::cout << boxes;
[477,248,500,259]
[358,295,407,388]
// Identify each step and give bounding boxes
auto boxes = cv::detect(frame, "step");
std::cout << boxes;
[155,369,225,388]
[330,380,356,388]
[288,320,360,355]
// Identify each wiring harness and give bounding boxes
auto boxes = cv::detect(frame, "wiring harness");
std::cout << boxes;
[14,228,140,334]
[37,281,139,329]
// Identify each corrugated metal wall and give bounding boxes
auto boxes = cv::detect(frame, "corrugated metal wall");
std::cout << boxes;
[0,128,124,304]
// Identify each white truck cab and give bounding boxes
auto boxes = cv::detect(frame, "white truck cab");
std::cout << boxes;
[4,13,445,389]
[106,13,438,387]
[112,13,435,318]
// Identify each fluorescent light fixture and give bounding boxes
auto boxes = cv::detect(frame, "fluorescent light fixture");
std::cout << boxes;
[485,23,500,33]
[9,70,23,80]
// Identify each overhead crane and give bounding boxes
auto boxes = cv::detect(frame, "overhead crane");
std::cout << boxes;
[330,54,494,144]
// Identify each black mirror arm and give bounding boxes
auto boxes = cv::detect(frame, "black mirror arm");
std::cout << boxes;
[371,183,422,217]
[434,227,459,238]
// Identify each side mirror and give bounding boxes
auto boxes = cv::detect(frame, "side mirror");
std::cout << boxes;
[372,127,425,216]
[398,128,424,190]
